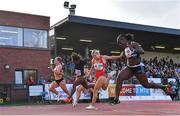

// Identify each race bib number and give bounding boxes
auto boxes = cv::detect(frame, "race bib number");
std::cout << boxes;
[125,47,134,58]
[94,63,103,70]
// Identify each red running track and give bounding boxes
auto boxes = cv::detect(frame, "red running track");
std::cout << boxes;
[0,101,180,115]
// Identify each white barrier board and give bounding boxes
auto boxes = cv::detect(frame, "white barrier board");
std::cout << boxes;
[42,84,172,101]
[29,85,43,96]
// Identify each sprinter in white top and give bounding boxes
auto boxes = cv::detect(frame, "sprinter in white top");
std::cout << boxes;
[112,33,169,104]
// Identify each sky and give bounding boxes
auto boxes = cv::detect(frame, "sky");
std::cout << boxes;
[0,0,180,29]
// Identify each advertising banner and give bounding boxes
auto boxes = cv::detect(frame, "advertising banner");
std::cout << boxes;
[108,84,136,97]
[136,85,150,96]
[44,84,91,100]
[120,85,136,96]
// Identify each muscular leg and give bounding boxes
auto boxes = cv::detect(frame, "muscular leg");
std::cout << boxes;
[49,82,59,95]
[136,73,163,89]
[102,75,111,90]
[76,85,84,102]
[69,77,86,98]
[59,80,70,96]
[80,77,94,90]
[81,78,89,89]
[114,67,133,101]
[92,76,106,106]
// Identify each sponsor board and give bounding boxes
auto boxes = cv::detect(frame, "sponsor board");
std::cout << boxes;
[44,84,72,100]
[108,84,136,97]
[44,84,91,100]
[29,85,44,96]
[108,84,116,97]
[150,88,166,96]
[136,85,150,96]
[29,84,171,101]
[99,89,108,99]
[120,85,136,96]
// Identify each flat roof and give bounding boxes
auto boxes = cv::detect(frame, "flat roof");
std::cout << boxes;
[52,15,180,35]
[0,10,50,18]
[51,15,180,55]
[0,10,50,29]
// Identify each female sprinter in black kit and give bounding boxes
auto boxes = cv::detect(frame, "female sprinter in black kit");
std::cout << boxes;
[112,33,169,104]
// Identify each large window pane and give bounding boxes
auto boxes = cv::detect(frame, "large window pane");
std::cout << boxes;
[24,29,47,48]
[0,26,23,46]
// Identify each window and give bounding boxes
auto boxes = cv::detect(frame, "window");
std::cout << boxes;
[24,28,48,48]
[15,70,37,85]
[0,26,23,46]
[0,25,48,48]
[24,70,37,85]
[15,71,23,84]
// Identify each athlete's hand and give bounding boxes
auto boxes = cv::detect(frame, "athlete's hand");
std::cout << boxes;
[48,66,54,71]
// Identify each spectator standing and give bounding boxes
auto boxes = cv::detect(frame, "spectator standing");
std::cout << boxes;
[26,76,36,85]
[37,75,46,84]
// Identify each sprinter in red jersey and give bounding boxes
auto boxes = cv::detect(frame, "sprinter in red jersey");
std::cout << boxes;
[86,49,121,110]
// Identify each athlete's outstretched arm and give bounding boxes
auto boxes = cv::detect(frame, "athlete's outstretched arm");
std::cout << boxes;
[103,52,125,61]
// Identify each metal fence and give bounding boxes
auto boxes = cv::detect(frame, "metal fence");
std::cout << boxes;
[0,84,29,104]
